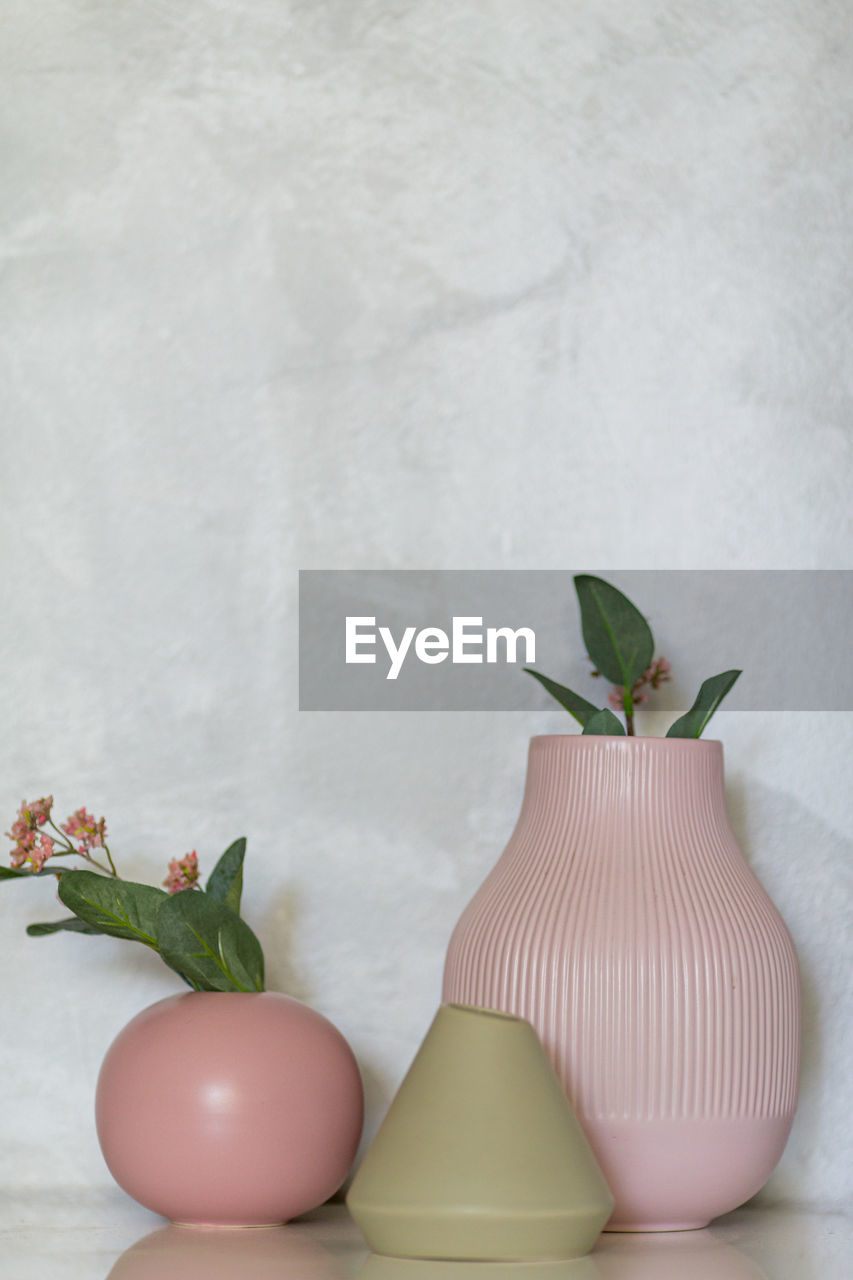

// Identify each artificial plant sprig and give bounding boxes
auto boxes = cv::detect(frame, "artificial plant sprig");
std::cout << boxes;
[525,574,741,738]
[3,797,265,993]
[3,798,116,876]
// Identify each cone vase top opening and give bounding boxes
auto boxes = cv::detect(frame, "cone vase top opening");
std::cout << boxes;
[443,735,801,1231]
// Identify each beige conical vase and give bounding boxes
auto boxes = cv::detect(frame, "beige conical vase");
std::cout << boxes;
[346,1004,614,1262]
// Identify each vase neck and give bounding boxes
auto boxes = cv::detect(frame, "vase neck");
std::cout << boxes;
[520,736,729,836]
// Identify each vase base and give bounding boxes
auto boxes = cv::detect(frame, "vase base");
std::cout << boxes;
[171,1221,284,1230]
[604,1221,709,1233]
[583,1113,795,1232]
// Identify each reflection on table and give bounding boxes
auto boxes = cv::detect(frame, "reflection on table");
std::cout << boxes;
[105,1218,769,1280]
[105,1222,349,1280]
[357,1228,768,1280]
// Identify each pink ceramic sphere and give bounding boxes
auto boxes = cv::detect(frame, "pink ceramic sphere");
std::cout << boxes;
[96,992,364,1226]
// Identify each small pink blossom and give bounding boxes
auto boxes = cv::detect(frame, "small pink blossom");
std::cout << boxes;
[28,836,55,873]
[6,796,53,838]
[28,796,53,826]
[7,816,35,850]
[164,851,200,894]
[62,807,107,851]
[645,656,672,690]
[608,686,648,710]
[608,657,672,713]
[6,796,54,867]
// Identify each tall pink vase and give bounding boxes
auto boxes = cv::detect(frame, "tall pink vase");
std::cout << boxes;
[443,736,801,1231]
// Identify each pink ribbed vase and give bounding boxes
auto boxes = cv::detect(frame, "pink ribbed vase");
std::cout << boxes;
[443,736,801,1231]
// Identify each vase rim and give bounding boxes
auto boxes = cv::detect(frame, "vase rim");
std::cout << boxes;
[444,1002,527,1024]
[153,990,293,1005]
[529,734,722,748]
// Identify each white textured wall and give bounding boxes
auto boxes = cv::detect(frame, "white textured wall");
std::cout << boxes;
[1,1,851,1214]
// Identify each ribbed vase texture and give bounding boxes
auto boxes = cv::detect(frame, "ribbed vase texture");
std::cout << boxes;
[443,737,801,1230]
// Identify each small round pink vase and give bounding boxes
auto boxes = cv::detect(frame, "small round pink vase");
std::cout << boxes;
[443,736,801,1231]
[96,991,364,1227]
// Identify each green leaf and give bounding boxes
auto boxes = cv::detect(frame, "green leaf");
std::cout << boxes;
[666,669,742,739]
[523,669,600,727]
[156,890,265,993]
[205,837,246,916]
[582,708,626,735]
[26,917,104,936]
[57,870,167,948]
[574,575,654,691]
[0,864,72,880]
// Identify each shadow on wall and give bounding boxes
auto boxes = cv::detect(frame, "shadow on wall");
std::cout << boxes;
[328,1057,390,1203]
[262,886,312,1002]
[259,767,851,1210]
[725,771,852,1206]
[259,885,395,1203]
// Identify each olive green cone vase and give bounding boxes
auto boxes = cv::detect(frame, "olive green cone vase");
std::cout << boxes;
[346,1004,614,1261]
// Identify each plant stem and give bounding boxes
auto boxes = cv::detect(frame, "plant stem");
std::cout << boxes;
[45,819,116,877]
[80,850,116,876]
[623,687,635,736]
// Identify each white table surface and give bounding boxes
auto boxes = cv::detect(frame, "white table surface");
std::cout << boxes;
[0,1196,849,1279]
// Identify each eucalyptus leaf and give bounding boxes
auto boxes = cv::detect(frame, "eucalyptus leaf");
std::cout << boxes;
[665,670,742,739]
[26,917,104,936]
[0,863,72,880]
[523,669,600,727]
[205,837,246,916]
[582,708,626,736]
[156,890,265,993]
[57,870,166,949]
[574,575,654,690]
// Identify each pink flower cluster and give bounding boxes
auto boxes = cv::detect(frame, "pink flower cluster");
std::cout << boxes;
[62,807,108,853]
[5,798,208,896]
[163,851,200,894]
[6,797,111,873]
[5,796,56,872]
[608,656,672,712]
